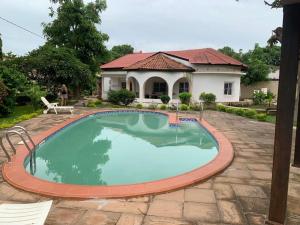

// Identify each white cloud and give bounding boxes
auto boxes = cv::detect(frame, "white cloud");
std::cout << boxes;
[0,0,282,55]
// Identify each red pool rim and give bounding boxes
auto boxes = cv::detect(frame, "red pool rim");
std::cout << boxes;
[2,110,234,199]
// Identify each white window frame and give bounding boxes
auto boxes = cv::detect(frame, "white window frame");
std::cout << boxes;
[224,82,233,96]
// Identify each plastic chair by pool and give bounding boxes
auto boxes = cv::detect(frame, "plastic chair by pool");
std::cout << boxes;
[41,97,73,114]
[0,200,53,225]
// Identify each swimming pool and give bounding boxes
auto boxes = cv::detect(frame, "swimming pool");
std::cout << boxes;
[3,110,233,198]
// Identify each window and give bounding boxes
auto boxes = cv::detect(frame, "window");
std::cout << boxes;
[153,82,167,93]
[179,82,189,93]
[224,82,233,95]
[121,82,126,89]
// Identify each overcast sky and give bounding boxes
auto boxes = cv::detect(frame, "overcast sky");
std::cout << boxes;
[0,0,282,55]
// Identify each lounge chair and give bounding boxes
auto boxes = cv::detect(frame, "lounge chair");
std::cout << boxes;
[0,200,52,225]
[41,97,74,114]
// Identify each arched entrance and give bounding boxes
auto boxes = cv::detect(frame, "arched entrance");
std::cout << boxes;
[172,77,191,99]
[127,77,140,98]
[143,77,169,99]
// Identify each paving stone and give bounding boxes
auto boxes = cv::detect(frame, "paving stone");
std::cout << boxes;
[101,200,148,215]
[183,202,219,223]
[217,200,244,224]
[193,181,213,189]
[116,213,143,225]
[155,190,185,202]
[0,183,18,200]
[56,200,109,210]
[213,177,246,184]
[232,184,267,198]
[247,163,271,171]
[143,216,191,225]
[185,188,216,203]
[238,197,268,214]
[46,207,84,225]
[250,171,272,180]
[148,200,182,219]
[288,183,300,199]
[213,183,235,200]
[127,197,150,202]
[77,210,120,225]
[246,213,266,225]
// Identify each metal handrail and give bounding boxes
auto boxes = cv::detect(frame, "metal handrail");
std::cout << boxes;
[0,136,11,161]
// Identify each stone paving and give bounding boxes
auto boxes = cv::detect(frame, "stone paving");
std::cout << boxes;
[0,108,300,225]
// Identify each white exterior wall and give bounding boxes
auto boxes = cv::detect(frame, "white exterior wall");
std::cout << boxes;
[191,73,241,102]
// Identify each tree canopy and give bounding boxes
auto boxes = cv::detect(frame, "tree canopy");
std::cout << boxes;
[219,44,281,85]
[43,0,109,73]
[109,44,134,61]
[0,34,3,61]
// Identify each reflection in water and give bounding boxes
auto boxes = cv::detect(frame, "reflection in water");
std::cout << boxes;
[26,112,218,185]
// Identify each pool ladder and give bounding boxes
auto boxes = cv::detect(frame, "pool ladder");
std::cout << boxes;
[0,126,36,174]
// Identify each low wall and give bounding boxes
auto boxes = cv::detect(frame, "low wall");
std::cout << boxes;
[240,81,279,99]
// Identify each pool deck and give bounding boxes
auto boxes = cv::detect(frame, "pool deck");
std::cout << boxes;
[0,108,300,225]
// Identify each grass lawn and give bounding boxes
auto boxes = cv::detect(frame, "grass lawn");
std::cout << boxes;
[0,105,42,129]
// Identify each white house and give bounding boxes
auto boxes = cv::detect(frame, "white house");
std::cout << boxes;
[100,48,246,103]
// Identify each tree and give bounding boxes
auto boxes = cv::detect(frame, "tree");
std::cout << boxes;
[25,45,92,97]
[43,0,109,74]
[110,44,134,60]
[0,34,2,61]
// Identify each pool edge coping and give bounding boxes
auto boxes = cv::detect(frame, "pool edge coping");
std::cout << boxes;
[2,109,234,199]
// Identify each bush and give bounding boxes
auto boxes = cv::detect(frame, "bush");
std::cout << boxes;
[189,103,202,111]
[216,104,226,112]
[257,113,267,122]
[107,89,136,106]
[200,92,216,104]
[253,90,266,105]
[26,84,46,110]
[148,104,157,110]
[225,107,235,113]
[179,92,192,105]
[87,100,97,107]
[180,104,189,111]
[136,103,143,109]
[0,80,8,104]
[160,95,170,104]
[0,104,11,117]
[94,100,102,106]
[16,95,31,106]
[160,104,167,110]
[244,109,257,118]
[235,108,245,116]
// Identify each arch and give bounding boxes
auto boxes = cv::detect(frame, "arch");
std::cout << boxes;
[143,76,169,99]
[127,76,140,98]
[172,77,191,100]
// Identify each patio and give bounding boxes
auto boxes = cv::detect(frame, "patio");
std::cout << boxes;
[0,108,299,225]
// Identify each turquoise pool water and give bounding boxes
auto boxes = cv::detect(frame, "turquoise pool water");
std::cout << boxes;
[25,112,218,186]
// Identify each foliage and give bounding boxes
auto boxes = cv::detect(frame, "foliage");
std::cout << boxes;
[26,84,46,110]
[87,99,102,107]
[180,104,189,111]
[148,104,157,110]
[160,104,167,110]
[219,44,281,85]
[266,91,276,107]
[257,113,267,122]
[107,89,135,106]
[0,80,8,104]
[199,92,216,104]
[136,103,143,109]
[253,90,267,105]
[244,109,257,118]
[44,0,109,73]
[25,45,92,97]
[109,45,134,61]
[179,92,192,105]
[0,104,11,117]
[235,108,245,116]
[225,107,235,114]
[160,95,171,104]
[0,34,2,61]
[16,96,31,106]
[216,104,226,112]
[189,103,202,111]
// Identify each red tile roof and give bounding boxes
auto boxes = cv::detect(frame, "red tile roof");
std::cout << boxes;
[124,53,195,72]
[101,48,245,70]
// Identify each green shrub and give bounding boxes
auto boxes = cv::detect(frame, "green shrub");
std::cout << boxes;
[257,113,267,121]
[148,104,157,110]
[253,90,266,105]
[199,92,216,104]
[107,89,135,106]
[235,108,245,116]
[216,104,226,112]
[189,103,202,111]
[160,104,167,110]
[179,92,192,105]
[180,104,189,111]
[225,107,235,113]
[0,104,11,117]
[244,109,257,118]
[0,80,8,104]
[136,103,143,109]
[94,100,102,106]
[87,100,97,107]
[26,84,46,110]
[160,95,170,104]
[16,95,31,106]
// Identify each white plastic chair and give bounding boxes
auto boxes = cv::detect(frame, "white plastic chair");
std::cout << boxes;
[0,200,52,225]
[41,97,73,114]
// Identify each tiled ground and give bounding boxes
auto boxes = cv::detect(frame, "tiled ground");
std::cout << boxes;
[0,108,300,225]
